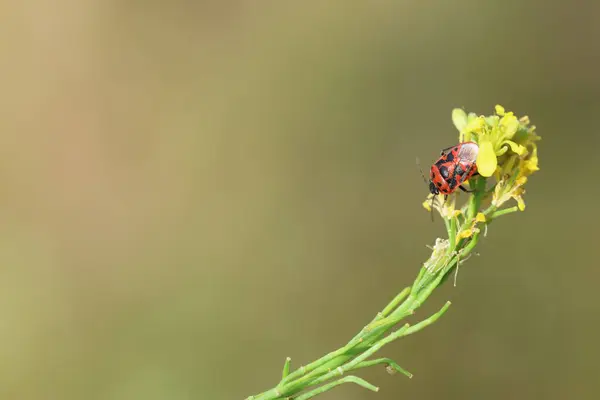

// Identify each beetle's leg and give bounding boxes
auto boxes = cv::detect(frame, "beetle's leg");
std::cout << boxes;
[458,163,478,193]
[439,145,455,156]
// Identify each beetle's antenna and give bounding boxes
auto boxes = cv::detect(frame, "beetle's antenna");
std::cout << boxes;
[416,157,428,183]
[416,157,435,222]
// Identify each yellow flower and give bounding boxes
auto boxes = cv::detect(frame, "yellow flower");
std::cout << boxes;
[492,171,527,211]
[426,105,540,218]
[422,192,458,219]
[457,228,478,240]
[451,105,539,178]
[519,143,540,178]
[422,196,433,212]
[491,128,540,212]
[456,213,486,240]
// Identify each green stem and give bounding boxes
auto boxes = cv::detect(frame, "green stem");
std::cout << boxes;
[403,301,451,336]
[278,333,366,389]
[281,357,291,380]
[247,172,519,400]
[365,310,414,332]
[379,287,411,319]
[247,106,539,400]
[444,217,452,241]
[467,177,486,219]
[347,358,413,379]
[306,324,411,388]
[294,376,379,400]
[489,206,519,219]
[448,215,457,250]
[304,302,449,396]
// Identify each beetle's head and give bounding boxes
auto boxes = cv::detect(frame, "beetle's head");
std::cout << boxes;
[429,180,439,195]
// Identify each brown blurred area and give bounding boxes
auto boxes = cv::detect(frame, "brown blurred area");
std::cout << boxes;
[0,1,598,399]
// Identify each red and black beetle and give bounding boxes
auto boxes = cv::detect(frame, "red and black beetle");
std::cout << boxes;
[428,141,479,199]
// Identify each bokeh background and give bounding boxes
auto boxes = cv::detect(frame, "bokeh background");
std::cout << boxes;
[1,1,599,399]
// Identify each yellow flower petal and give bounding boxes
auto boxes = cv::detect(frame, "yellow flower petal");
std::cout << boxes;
[464,116,485,135]
[496,146,509,156]
[516,176,528,186]
[495,105,505,116]
[521,146,539,174]
[523,159,539,174]
[516,196,526,211]
[475,213,486,223]
[476,140,498,177]
[499,114,519,139]
[457,229,473,240]
[422,199,432,211]
[504,140,528,156]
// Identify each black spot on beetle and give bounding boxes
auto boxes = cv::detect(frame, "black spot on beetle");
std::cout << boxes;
[439,166,449,179]
[445,152,455,162]
[447,178,457,189]
[455,164,465,177]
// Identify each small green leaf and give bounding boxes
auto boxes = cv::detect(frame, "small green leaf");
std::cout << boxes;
[281,357,291,379]
[452,108,468,131]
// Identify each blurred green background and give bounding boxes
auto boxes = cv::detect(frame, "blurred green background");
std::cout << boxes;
[1,1,598,399]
